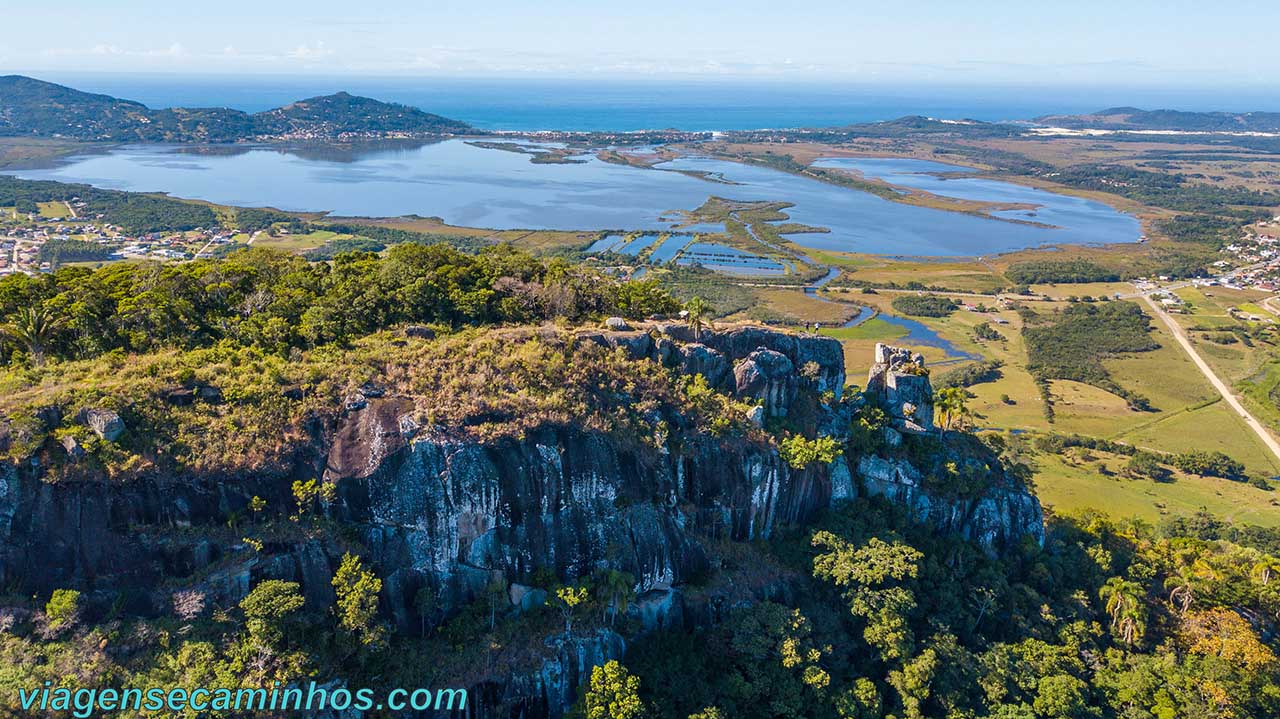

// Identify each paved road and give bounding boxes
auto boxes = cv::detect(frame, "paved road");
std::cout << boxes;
[1143,295,1280,466]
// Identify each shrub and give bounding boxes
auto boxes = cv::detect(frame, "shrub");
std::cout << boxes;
[936,360,1004,389]
[1171,450,1245,479]
[778,434,842,469]
[891,294,958,317]
[1126,451,1171,481]
[1005,260,1120,285]
[45,589,82,631]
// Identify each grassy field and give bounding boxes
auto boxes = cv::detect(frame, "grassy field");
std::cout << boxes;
[1030,450,1280,527]
[1164,285,1280,433]
[339,216,598,254]
[36,201,71,219]
[726,288,860,327]
[809,283,1280,525]
[834,255,1009,293]
[1028,281,1135,300]
[248,229,353,252]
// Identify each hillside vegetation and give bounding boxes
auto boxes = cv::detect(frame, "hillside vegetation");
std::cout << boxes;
[0,246,1279,718]
[0,75,473,142]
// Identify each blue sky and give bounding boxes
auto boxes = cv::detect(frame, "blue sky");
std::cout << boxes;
[3,0,1277,87]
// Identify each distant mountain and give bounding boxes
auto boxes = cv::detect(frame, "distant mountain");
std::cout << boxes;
[1033,107,1280,133]
[0,75,473,142]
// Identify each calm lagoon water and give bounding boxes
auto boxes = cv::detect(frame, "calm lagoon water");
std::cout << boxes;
[14,141,1140,256]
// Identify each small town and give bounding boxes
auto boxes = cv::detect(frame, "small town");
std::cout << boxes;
[1,198,239,275]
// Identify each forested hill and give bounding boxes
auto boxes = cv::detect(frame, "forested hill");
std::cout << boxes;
[1034,106,1280,133]
[0,75,474,142]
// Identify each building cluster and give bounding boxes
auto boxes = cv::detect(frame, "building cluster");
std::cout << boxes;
[1,204,237,276]
[1210,218,1280,292]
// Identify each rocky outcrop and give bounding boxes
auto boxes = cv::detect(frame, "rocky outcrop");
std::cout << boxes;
[492,630,626,719]
[585,323,845,402]
[866,343,933,433]
[0,325,1044,719]
[344,425,825,615]
[79,408,125,442]
[855,455,1045,548]
[733,348,796,417]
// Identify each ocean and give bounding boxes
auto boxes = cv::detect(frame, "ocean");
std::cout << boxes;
[31,73,1280,132]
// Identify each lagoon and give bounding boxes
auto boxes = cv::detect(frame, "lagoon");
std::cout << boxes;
[12,140,1140,256]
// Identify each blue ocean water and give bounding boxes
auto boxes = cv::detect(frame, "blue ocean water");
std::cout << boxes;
[32,73,1280,132]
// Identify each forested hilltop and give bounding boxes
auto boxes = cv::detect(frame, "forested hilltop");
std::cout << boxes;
[0,242,1278,718]
[0,75,474,142]
[1033,107,1280,133]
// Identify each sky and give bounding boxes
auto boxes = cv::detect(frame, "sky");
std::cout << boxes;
[2,0,1278,87]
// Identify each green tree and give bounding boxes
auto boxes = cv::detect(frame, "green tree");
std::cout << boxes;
[834,678,883,719]
[779,434,842,470]
[1,303,67,365]
[683,296,712,339]
[887,647,938,719]
[576,660,645,719]
[813,533,923,662]
[44,589,81,632]
[332,553,384,647]
[1125,451,1169,481]
[291,478,335,519]
[1032,674,1090,719]
[1251,555,1280,586]
[240,579,305,647]
[1164,559,1216,615]
[1099,577,1147,645]
[557,585,590,634]
[934,387,972,434]
[414,584,438,638]
[596,569,635,627]
[485,573,509,631]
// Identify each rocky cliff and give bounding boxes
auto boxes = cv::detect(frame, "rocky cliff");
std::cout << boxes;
[0,325,1042,717]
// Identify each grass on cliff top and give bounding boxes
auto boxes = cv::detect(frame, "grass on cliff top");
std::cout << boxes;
[0,325,764,480]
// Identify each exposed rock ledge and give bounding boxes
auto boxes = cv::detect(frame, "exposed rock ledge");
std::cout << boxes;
[0,327,1043,718]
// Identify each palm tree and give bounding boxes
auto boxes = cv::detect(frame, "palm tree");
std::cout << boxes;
[934,387,972,434]
[683,297,711,340]
[597,570,635,627]
[1100,576,1147,645]
[1164,567,1198,615]
[0,303,67,366]
[1251,555,1280,586]
[1164,558,1217,615]
[1114,606,1146,646]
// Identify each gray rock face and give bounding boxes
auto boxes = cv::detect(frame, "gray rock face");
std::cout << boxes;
[500,630,626,719]
[679,343,729,387]
[733,349,796,417]
[866,343,934,433]
[79,408,124,442]
[347,425,820,612]
[60,435,84,458]
[854,454,1045,548]
[604,317,630,331]
[0,326,1045,719]
[700,327,844,398]
[509,583,549,613]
